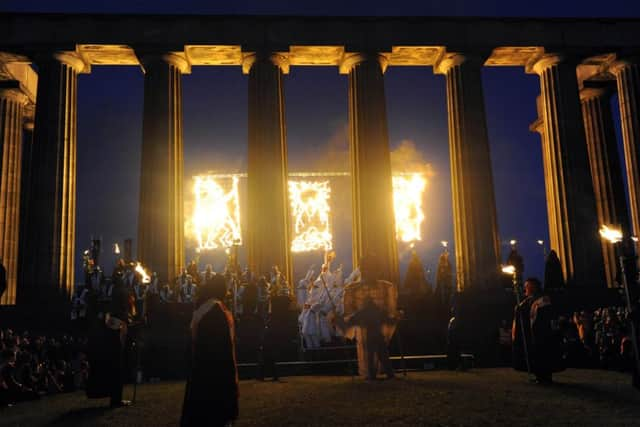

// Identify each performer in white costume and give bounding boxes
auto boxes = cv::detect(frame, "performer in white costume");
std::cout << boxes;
[299,264,333,348]
[296,266,315,309]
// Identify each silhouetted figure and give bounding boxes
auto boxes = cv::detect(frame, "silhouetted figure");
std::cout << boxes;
[544,250,564,290]
[404,250,430,296]
[259,289,291,381]
[334,255,398,380]
[506,248,525,285]
[435,248,453,307]
[86,277,131,407]
[512,277,560,384]
[181,275,238,427]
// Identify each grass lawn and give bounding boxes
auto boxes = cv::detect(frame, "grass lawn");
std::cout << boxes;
[2,368,639,426]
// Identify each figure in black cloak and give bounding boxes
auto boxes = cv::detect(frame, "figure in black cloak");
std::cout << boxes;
[543,250,564,290]
[86,275,132,407]
[181,275,238,427]
[404,250,430,296]
[259,285,292,381]
[512,277,561,384]
[506,247,525,286]
[435,247,453,307]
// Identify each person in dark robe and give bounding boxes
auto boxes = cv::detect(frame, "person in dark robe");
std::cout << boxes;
[86,276,131,407]
[512,277,560,384]
[259,286,292,381]
[181,275,238,427]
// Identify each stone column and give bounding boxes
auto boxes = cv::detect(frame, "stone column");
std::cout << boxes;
[527,55,605,287]
[17,111,34,305]
[434,53,500,291]
[611,59,640,239]
[137,53,188,284]
[0,84,27,305]
[20,52,86,305]
[530,96,561,263]
[581,86,630,286]
[244,53,292,283]
[340,53,398,283]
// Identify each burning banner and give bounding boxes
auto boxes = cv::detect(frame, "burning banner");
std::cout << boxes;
[289,180,333,253]
[393,173,426,242]
[191,175,242,251]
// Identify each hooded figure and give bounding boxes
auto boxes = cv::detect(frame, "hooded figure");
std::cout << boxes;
[181,275,238,427]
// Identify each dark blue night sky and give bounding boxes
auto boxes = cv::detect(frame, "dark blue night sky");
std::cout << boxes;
[2,1,640,284]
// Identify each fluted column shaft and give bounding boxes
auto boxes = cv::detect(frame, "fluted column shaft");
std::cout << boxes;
[612,60,640,239]
[435,54,500,291]
[581,87,630,287]
[0,87,27,305]
[137,53,186,283]
[245,53,291,282]
[343,53,398,283]
[530,55,605,287]
[20,53,84,305]
[530,96,561,260]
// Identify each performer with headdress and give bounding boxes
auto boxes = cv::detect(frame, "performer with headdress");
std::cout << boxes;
[299,264,333,349]
[332,254,399,380]
[296,265,315,309]
[181,275,238,427]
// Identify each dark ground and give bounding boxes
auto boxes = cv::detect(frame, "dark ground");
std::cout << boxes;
[2,368,639,427]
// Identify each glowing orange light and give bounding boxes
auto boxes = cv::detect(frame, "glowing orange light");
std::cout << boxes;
[289,180,332,252]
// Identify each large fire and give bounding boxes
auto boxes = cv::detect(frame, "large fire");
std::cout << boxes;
[393,173,427,242]
[288,180,333,253]
[189,172,426,252]
[191,175,242,251]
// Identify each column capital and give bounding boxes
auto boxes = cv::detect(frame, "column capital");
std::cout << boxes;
[580,85,613,102]
[433,52,486,75]
[0,87,29,105]
[338,52,388,75]
[242,52,289,75]
[609,57,640,76]
[138,52,191,74]
[525,53,584,75]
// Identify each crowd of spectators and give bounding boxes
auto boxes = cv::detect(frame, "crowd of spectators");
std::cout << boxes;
[0,329,89,407]
[561,306,636,371]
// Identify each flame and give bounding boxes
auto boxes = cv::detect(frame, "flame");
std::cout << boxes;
[392,173,426,242]
[190,175,242,251]
[114,243,120,255]
[135,262,151,284]
[289,180,332,252]
[599,225,623,244]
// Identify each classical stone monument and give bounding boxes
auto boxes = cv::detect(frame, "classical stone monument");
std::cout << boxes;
[1,13,639,306]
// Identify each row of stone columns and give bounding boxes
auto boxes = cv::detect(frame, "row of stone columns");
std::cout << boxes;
[5,48,640,306]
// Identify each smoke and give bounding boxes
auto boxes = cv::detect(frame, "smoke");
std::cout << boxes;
[306,123,434,177]
[390,139,435,177]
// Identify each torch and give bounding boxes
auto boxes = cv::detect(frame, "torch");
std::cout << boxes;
[599,225,640,385]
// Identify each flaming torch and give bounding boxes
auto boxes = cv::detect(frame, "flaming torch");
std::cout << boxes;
[135,262,151,284]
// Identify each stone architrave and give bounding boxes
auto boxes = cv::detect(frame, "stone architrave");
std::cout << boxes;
[0,85,27,305]
[611,60,640,239]
[434,53,500,291]
[244,53,292,283]
[20,52,86,305]
[137,53,188,284]
[581,86,630,287]
[527,54,605,287]
[340,53,398,284]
